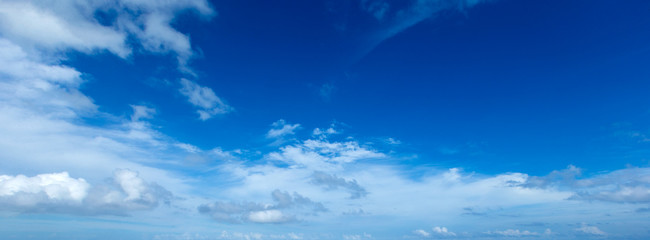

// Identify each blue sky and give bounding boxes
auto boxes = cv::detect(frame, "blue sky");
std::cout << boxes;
[1,0,650,239]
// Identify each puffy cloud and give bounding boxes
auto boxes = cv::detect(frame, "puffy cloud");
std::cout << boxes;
[0,172,89,203]
[0,169,172,215]
[198,189,326,224]
[310,171,368,199]
[179,78,232,120]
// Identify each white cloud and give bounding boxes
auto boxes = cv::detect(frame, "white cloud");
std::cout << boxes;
[0,0,214,65]
[248,209,288,223]
[267,119,301,139]
[0,170,172,215]
[312,127,339,139]
[179,78,232,120]
[413,229,430,237]
[342,233,372,240]
[176,143,202,153]
[267,139,385,170]
[0,172,89,202]
[432,226,456,237]
[0,1,129,57]
[0,38,94,116]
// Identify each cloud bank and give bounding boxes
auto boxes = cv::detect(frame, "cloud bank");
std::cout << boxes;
[0,169,171,215]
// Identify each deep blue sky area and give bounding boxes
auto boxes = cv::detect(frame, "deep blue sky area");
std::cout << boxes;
[69,0,650,175]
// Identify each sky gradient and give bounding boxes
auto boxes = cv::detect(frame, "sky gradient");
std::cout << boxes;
[1,0,650,239]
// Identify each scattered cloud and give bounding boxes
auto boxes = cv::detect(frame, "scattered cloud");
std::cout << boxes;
[342,233,372,240]
[432,226,456,237]
[179,78,232,120]
[413,226,456,238]
[313,127,340,139]
[0,0,218,208]
[267,139,385,169]
[310,171,368,199]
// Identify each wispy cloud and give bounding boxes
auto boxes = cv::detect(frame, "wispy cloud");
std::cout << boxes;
[179,78,232,120]
[267,119,301,141]
[319,83,335,102]
[0,0,213,68]
[526,165,650,204]
[353,0,491,61]
[130,105,156,122]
